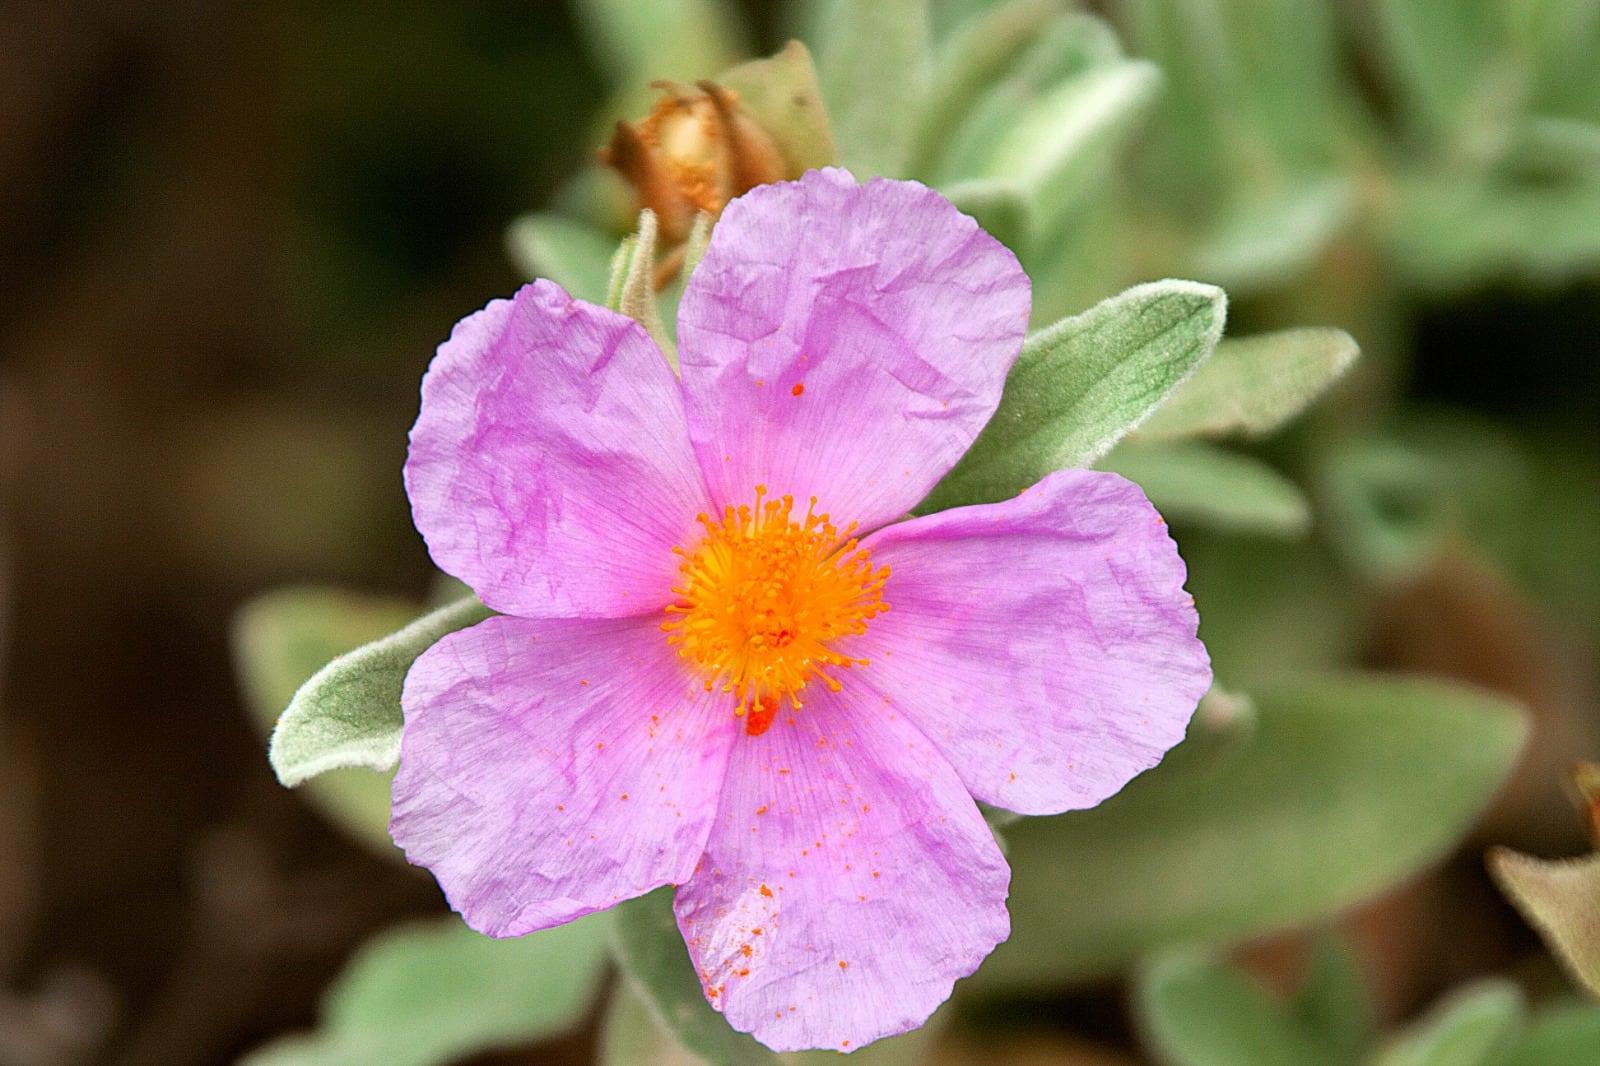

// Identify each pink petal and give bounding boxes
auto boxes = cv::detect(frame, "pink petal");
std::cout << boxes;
[677,168,1030,532]
[673,682,1009,1053]
[851,469,1211,815]
[391,614,736,936]
[405,281,710,618]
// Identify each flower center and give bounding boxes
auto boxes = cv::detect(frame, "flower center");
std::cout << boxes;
[663,486,890,737]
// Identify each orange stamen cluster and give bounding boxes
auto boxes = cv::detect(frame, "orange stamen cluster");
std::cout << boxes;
[663,487,890,736]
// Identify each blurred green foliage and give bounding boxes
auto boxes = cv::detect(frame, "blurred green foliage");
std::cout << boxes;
[236,0,1600,1062]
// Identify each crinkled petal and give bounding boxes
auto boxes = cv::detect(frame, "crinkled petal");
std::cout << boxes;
[673,681,1009,1053]
[677,168,1030,532]
[405,280,710,617]
[391,614,735,936]
[850,468,1210,815]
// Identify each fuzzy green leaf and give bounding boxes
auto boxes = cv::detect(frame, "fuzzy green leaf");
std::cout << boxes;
[1122,0,1357,217]
[976,56,1160,231]
[971,674,1527,989]
[1504,1001,1600,1066]
[1509,115,1600,176]
[1488,848,1600,997]
[1291,936,1374,1064]
[1389,175,1600,291]
[1372,981,1525,1066]
[505,214,617,303]
[1139,328,1359,440]
[234,587,432,850]
[1177,533,1364,692]
[1100,440,1311,537]
[265,594,492,788]
[612,888,781,1066]
[242,914,611,1066]
[1373,0,1508,143]
[615,209,676,368]
[606,232,639,312]
[815,0,930,178]
[573,0,743,89]
[1318,415,1532,582]
[929,12,1124,186]
[1192,178,1357,293]
[908,0,1064,177]
[601,981,709,1066]
[1136,953,1337,1066]
[235,588,418,734]
[921,280,1226,512]
[685,210,713,275]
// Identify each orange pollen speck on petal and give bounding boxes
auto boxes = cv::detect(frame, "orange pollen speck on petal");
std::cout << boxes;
[662,486,891,734]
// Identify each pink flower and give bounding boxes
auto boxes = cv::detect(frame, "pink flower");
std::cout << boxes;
[394,168,1210,1052]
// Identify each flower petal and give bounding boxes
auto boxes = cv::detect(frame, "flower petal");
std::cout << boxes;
[852,468,1211,815]
[677,168,1030,532]
[673,683,1009,1053]
[405,280,710,617]
[391,613,735,936]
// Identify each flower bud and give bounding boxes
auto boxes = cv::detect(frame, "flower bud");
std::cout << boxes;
[600,80,786,246]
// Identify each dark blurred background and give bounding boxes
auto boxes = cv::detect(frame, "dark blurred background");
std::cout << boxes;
[1,2,1596,1064]
[0,3,608,1062]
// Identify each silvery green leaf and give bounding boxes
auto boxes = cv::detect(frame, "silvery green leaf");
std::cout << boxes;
[1178,532,1364,691]
[1291,936,1374,1063]
[606,232,639,312]
[601,981,709,1066]
[505,213,617,303]
[1377,0,1600,163]
[1373,0,1510,143]
[1388,173,1600,291]
[972,674,1527,989]
[1515,0,1600,122]
[1317,415,1531,581]
[929,12,1124,187]
[1100,440,1311,537]
[976,57,1160,232]
[616,209,676,368]
[573,0,743,87]
[234,587,431,851]
[922,279,1226,511]
[234,588,419,737]
[1510,116,1600,176]
[1123,0,1358,210]
[1503,1001,1600,1066]
[908,0,1064,177]
[1135,953,1339,1066]
[1138,328,1359,440]
[264,594,492,787]
[815,0,930,178]
[1371,981,1525,1066]
[1021,194,1127,324]
[681,211,713,285]
[1191,177,1356,293]
[241,914,611,1066]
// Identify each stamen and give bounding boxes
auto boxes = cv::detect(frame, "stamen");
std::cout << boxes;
[662,487,890,734]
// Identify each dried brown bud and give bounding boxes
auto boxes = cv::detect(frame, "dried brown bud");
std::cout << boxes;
[600,80,787,245]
